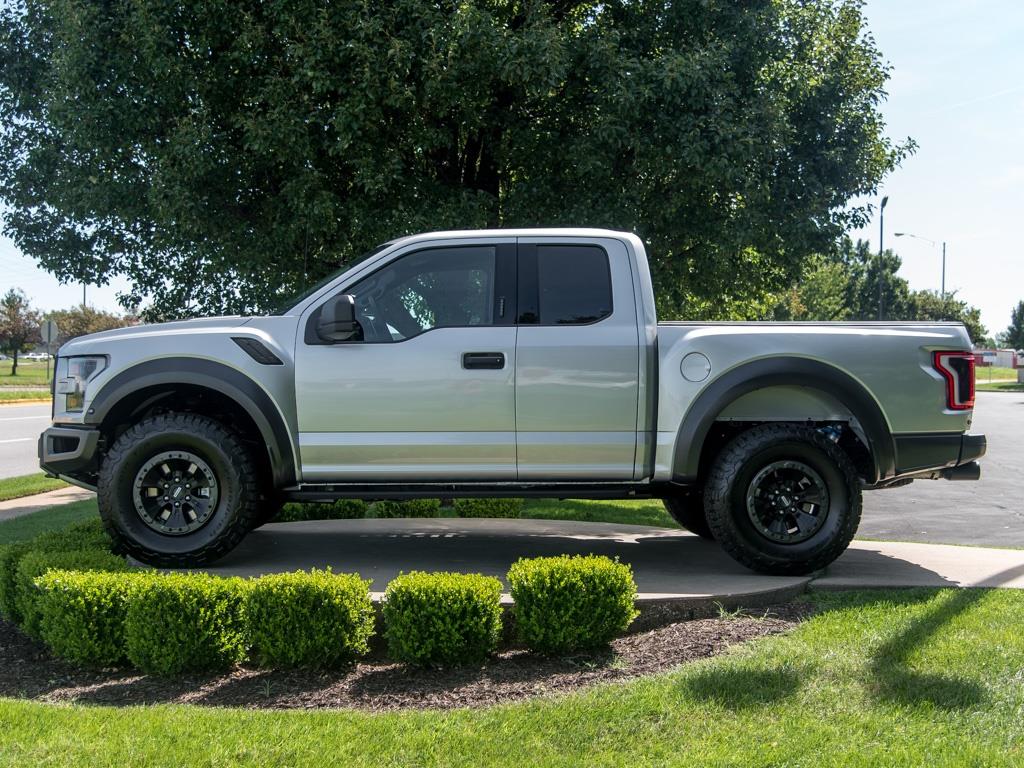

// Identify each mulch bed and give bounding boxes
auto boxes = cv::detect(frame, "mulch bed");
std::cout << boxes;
[0,603,810,711]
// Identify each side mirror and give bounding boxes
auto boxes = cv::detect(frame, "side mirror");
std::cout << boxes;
[317,294,361,342]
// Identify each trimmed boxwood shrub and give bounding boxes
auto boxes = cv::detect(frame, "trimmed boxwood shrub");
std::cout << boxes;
[452,498,523,518]
[15,548,130,638]
[32,519,113,553]
[383,571,502,665]
[245,569,374,667]
[276,500,367,523]
[0,519,115,624]
[125,573,249,675]
[508,555,639,653]
[35,570,153,666]
[371,499,441,518]
[0,542,32,621]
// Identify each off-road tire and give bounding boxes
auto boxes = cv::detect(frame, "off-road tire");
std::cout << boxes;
[662,491,714,539]
[704,423,862,576]
[251,493,285,530]
[97,413,260,567]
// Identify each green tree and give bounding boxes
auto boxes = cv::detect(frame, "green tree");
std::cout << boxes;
[772,237,986,342]
[908,290,986,344]
[777,237,913,322]
[45,306,135,345]
[0,0,909,319]
[772,256,849,321]
[0,288,41,375]
[1001,301,1024,349]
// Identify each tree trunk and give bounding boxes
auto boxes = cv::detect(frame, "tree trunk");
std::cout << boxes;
[11,350,18,376]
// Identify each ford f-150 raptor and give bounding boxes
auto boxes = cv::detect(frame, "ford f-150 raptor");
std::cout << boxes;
[39,229,986,575]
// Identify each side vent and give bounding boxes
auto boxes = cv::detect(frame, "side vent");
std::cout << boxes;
[232,337,284,366]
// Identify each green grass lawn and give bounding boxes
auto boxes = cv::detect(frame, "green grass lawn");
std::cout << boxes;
[0,587,1021,766]
[0,473,67,503]
[0,389,51,402]
[0,360,52,386]
[977,381,1024,392]
[519,498,678,528]
[977,365,1018,381]
[0,498,96,543]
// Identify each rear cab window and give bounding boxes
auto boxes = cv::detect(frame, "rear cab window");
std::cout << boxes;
[518,244,613,325]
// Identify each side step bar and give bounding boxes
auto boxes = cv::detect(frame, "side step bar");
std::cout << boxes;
[282,482,669,502]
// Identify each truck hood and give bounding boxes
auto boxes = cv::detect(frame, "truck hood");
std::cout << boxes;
[58,316,253,355]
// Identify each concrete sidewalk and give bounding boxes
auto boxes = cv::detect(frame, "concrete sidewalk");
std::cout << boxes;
[198,518,1024,606]
[0,486,94,522]
[4,491,1023,607]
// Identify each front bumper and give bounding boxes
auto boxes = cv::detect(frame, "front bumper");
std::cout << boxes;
[38,426,101,482]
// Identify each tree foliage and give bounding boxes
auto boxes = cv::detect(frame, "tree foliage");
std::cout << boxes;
[44,306,135,345]
[1002,301,1024,349]
[0,288,41,374]
[0,0,909,319]
[773,238,987,342]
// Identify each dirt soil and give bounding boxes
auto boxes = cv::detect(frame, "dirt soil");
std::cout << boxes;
[0,603,810,711]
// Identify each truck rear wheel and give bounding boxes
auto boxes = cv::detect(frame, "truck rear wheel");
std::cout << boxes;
[662,491,714,539]
[97,413,260,567]
[704,424,861,575]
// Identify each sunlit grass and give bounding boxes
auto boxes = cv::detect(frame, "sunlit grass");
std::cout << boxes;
[1,588,1022,766]
[0,473,67,503]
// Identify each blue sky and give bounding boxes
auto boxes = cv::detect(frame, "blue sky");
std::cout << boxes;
[1,0,1022,337]
[849,0,1024,338]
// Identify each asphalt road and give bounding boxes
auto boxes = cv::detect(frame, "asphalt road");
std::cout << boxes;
[859,391,1024,547]
[0,403,49,480]
[1,393,1021,546]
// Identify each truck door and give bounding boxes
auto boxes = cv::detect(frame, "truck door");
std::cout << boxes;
[514,238,640,479]
[295,240,518,481]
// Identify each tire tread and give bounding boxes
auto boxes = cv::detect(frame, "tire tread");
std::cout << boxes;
[704,424,862,575]
[97,413,260,567]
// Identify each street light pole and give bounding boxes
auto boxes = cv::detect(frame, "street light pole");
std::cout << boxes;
[878,196,889,321]
[894,231,946,299]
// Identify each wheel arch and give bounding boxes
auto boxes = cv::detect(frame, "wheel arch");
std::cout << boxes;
[671,357,895,484]
[85,357,297,487]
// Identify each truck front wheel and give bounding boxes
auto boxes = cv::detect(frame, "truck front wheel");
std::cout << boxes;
[704,424,862,575]
[97,413,260,567]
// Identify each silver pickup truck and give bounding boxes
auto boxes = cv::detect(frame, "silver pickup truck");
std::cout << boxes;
[39,229,986,575]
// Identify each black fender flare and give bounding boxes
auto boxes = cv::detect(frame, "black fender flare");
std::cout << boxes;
[84,357,297,487]
[672,357,895,483]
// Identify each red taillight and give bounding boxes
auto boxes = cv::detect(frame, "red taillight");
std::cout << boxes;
[933,351,976,411]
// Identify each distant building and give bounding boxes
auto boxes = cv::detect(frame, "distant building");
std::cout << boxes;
[974,349,1020,368]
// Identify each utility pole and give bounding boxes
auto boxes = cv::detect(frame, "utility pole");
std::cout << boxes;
[941,241,946,299]
[878,196,888,320]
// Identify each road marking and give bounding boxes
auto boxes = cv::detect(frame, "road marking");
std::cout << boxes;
[0,438,34,444]
[0,416,49,422]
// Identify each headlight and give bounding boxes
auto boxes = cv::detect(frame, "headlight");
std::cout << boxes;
[56,356,107,412]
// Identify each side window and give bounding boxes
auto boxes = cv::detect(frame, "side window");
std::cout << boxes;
[346,246,496,342]
[536,245,612,325]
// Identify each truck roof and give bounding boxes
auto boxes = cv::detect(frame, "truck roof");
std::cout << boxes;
[387,228,638,247]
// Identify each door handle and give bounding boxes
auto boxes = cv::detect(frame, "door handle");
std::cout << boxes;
[462,352,505,370]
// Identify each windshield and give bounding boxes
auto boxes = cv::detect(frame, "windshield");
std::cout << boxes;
[270,242,393,315]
